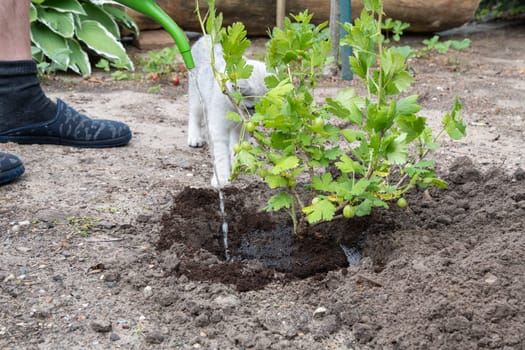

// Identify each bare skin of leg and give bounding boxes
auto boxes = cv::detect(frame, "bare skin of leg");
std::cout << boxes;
[0,1,31,60]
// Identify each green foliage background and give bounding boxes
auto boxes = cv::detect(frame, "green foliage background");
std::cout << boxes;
[477,0,525,18]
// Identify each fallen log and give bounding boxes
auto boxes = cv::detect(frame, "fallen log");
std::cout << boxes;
[126,0,480,35]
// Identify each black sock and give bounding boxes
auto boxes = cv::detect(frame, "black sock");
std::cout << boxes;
[0,60,57,132]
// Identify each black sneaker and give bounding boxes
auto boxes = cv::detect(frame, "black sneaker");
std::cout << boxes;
[0,99,132,148]
[0,152,24,185]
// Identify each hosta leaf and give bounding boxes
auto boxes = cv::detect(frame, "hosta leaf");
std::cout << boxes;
[31,46,45,62]
[39,0,86,15]
[80,2,120,39]
[76,20,133,70]
[102,5,139,34]
[89,0,121,5]
[30,3,38,22]
[30,22,70,70]
[66,38,91,76]
[36,7,74,38]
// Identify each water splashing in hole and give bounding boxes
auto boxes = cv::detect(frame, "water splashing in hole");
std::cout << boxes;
[188,69,231,260]
[219,190,230,260]
[340,244,361,266]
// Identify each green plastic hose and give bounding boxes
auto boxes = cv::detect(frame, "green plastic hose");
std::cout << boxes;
[114,0,195,69]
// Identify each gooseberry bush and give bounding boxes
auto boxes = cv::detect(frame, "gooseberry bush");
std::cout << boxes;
[203,0,466,235]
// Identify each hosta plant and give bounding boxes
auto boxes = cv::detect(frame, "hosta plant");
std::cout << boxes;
[204,0,466,235]
[30,0,138,76]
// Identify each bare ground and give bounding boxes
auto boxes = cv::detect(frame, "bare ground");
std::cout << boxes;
[1,21,524,349]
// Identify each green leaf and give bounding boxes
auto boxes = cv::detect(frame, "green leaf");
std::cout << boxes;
[350,178,370,196]
[39,0,86,15]
[36,7,75,38]
[341,129,366,143]
[236,150,257,172]
[30,3,38,22]
[362,0,382,12]
[366,103,395,132]
[76,20,133,70]
[66,38,91,76]
[385,134,408,165]
[390,45,416,58]
[265,175,288,189]
[382,51,406,80]
[223,22,250,60]
[304,199,336,224]
[265,192,292,211]
[312,173,334,191]
[396,114,426,143]
[335,155,364,174]
[325,88,364,124]
[450,38,471,50]
[355,199,373,216]
[422,177,448,189]
[442,97,466,140]
[389,71,413,94]
[80,2,120,39]
[271,156,300,174]
[226,111,242,122]
[397,95,421,115]
[30,22,70,70]
[103,5,139,34]
[265,79,294,103]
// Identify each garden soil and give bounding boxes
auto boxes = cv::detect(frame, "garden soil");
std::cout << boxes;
[1,21,524,349]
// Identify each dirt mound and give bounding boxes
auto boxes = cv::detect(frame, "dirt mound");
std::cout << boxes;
[157,156,525,319]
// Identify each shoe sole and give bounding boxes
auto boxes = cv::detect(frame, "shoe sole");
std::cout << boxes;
[0,163,25,185]
[0,133,132,148]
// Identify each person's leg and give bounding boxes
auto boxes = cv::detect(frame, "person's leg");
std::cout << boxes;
[0,1,28,185]
[0,0,31,61]
[0,0,132,148]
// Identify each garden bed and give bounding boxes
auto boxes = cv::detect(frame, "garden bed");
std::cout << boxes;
[0,21,524,349]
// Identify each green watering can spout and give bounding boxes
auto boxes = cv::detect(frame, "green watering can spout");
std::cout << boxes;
[114,0,195,69]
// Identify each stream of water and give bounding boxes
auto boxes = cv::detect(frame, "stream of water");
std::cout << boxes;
[188,70,231,260]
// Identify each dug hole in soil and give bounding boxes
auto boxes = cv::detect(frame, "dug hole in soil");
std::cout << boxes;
[1,21,524,349]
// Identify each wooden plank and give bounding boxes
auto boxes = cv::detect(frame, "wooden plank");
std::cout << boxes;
[276,0,286,29]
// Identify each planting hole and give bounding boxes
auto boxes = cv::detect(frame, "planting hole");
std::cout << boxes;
[157,184,365,291]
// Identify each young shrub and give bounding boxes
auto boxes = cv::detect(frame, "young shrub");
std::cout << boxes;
[205,0,467,235]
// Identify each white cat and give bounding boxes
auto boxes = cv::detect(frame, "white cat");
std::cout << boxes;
[187,35,268,188]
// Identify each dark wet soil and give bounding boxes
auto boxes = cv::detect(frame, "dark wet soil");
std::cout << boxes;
[157,156,525,301]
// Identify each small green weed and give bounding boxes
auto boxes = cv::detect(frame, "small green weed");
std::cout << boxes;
[68,216,100,237]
